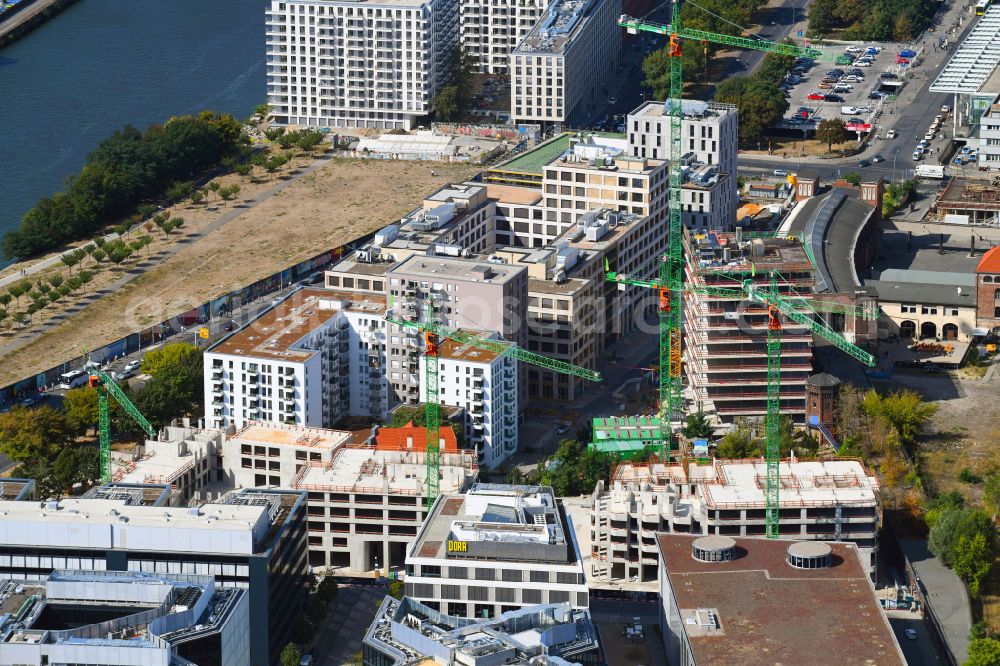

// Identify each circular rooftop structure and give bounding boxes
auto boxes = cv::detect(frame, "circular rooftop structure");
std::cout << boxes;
[787,541,833,569]
[692,535,737,563]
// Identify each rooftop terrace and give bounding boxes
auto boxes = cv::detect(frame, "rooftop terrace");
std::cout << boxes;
[229,422,355,449]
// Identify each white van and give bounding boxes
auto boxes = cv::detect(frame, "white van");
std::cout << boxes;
[57,369,89,390]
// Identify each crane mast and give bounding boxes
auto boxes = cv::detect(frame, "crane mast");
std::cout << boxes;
[387,310,602,504]
[87,364,155,484]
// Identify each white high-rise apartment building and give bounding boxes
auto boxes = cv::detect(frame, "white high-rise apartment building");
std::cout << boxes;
[627,100,739,230]
[419,331,519,467]
[205,289,389,430]
[460,0,549,74]
[510,0,621,127]
[266,0,458,130]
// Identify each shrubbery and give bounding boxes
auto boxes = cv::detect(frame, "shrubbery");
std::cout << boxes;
[4,111,244,259]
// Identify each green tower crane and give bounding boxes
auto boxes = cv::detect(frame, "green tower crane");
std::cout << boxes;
[615,6,822,461]
[386,311,602,504]
[605,265,875,535]
[86,363,156,484]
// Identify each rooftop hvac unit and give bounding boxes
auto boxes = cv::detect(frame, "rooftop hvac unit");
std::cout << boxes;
[585,221,609,241]
[374,224,399,247]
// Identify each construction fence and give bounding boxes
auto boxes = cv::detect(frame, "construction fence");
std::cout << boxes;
[1,231,378,403]
[431,122,542,143]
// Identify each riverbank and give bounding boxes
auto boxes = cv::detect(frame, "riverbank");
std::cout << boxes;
[0,0,78,48]
[0,157,478,385]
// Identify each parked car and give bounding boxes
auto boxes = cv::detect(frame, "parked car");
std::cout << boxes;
[868,92,885,100]
[880,72,899,79]
[818,82,833,89]
[854,106,871,113]
[858,159,871,167]
[825,94,844,102]
[886,129,897,139]
[843,75,862,83]
[896,57,911,65]
[845,46,862,53]
[224,320,235,332]
[905,629,918,640]
[898,49,917,58]
[807,92,825,101]
[942,104,951,113]
[855,60,872,67]
[773,169,788,177]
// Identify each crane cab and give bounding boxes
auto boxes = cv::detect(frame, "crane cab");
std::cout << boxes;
[88,374,100,388]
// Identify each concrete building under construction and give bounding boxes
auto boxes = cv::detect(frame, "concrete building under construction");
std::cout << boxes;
[682,230,816,422]
[589,458,881,584]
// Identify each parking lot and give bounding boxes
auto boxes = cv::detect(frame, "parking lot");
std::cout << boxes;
[778,45,901,133]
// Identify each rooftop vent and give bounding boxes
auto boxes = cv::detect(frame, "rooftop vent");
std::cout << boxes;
[692,535,737,563]
[787,541,833,569]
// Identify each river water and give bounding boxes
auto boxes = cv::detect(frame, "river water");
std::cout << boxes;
[0,0,266,248]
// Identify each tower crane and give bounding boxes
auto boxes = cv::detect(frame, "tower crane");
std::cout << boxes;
[615,4,822,461]
[606,265,875,536]
[386,306,602,503]
[86,363,156,484]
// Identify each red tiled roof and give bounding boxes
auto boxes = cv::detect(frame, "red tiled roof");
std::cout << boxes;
[977,246,1000,273]
[375,423,457,452]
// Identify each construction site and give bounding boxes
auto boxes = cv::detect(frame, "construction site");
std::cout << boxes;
[934,175,1000,224]
[587,457,881,585]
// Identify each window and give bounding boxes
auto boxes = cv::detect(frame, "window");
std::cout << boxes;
[529,570,548,583]
[497,588,516,602]
[522,589,541,604]
[476,568,495,581]
[501,569,522,582]
[900,303,917,313]
[440,584,461,600]
[448,567,468,579]
[468,586,489,601]
[921,305,938,315]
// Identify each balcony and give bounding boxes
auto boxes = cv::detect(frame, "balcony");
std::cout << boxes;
[211,369,223,380]
[212,383,223,393]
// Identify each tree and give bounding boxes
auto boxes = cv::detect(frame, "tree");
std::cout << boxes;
[893,14,915,41]
[0,294,12,309]
[265,127,286,142]
[49,274,64,290]
[52,445,100,493]
[0,406,70,462]
[315,576,339,603]
[968,637,1000,666]
[306,594,328,625]
[715,76,788,148]
[90,247,107,264]
[433,86,460,120]
[539,439,613,497]
[863,389,937,446]
[953,532,994,597]
[280,643,302,666]
[388,580,405,600]
[682,412,715,439]
[844,172,862,186]
[715,428,760,459]
[807,0,836,36]
[816,119,849,153]
[208,181,221,200]
[642,47,672,101]
[60,251,80,274]
[219,185,236,204]
[296,129,325,153]
[190,190,205,205]
[7,282,26,308]
[63,386,99,435]
[165,180,195,204]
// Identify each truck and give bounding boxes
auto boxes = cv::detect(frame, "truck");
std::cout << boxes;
[915,164,946,179]
[841,106,858,115]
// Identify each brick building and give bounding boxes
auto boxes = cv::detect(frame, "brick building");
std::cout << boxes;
[976,245,1000,336]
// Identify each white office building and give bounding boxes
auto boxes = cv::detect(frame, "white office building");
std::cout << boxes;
[205,289,389,430]
[460,0,549,74]
[0,571,249,666]
[627,100,739,230]
[405,484,589,619]
[419,331,519,467]
[266,0,459,129]
[510,0,622,126]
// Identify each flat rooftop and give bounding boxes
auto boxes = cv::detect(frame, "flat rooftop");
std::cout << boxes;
[938,176,1000,209]
[629,99,737,120]
[484,183,543,205]
[229,422,355,449]
[696,459,879,509]
[411,484,578,564]
[687,232,813,278]
[208,289,386,361]
[658,534,905,665]
[527,276,588,295]
[326,256,395,277]
[872,228,985,275]
[516,0,599,55]
[437,330,505,363]
[488,132,624,178]
[294,447,475,496]
[867,268,976,307]
[390,254,523,285]
[112,453,195,486]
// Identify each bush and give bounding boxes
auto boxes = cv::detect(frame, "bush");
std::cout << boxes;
[959,468,982,484]
[3,112,243,259]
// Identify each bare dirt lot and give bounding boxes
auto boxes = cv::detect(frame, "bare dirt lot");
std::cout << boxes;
[0,158,477,385]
